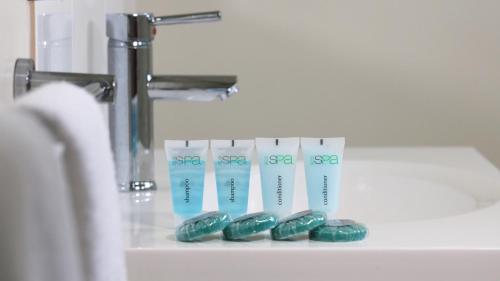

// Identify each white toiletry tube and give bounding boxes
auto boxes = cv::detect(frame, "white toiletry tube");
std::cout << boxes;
[164,140,209,220]
[256,137,300,218]
[301,137,345,217]
[211,139,254,218]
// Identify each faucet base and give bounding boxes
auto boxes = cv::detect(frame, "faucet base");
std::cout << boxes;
[126,181,157,192]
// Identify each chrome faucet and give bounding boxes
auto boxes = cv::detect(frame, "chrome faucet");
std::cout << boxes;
[13,11,238,192]
[13,58,115,102]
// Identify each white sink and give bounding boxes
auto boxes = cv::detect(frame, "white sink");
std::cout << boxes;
[339,161,498,223]
[121,147,500,281]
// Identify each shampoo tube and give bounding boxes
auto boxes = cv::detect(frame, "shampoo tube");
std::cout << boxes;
[301,137,345,217]
[165,140,208,219]
[211,139,254,218]
[256,138,299,218]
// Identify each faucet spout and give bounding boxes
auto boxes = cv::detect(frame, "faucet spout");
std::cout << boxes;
[147,75,238,101]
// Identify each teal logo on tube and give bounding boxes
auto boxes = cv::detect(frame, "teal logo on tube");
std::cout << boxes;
[173,155,202,166]
[217,155,248,166]
[266,154,294,165]
[310,155,340,165]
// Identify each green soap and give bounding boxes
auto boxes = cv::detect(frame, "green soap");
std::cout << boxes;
[271,210,327,240]
[309,219,368,242]
[176,212,231,242]
[223,212,278,240]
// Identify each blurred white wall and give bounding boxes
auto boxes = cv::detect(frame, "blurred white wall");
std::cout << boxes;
[35,0,136,73]
[0,0,136,104]
[138,0,500,167]
[0,2,30,104]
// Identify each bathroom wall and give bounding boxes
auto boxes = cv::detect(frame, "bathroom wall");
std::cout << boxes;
[138,0,500,167]
[35,0,136,73]
[0,2,30,104]
[0,0,136,105]
[1,1,498,168]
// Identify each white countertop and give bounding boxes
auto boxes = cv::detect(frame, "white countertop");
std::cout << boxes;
[121,147,500,281]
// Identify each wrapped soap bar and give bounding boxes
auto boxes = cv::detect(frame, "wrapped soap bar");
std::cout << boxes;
[271,210,326,240]
[309,219,368,242]
[176,212,231,242]
[223,212,278,240]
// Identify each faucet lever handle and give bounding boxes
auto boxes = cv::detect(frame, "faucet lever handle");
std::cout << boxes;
[153,11,221,26]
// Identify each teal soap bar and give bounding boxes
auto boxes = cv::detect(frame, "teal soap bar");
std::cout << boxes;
[271,210,327,240]
[223,212,278,240]
[309,219,368,242]
[176,212,231,242]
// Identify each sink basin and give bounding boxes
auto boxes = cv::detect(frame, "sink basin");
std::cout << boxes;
[121,147,500,281]
[207,160,497,224]
[338,161,498,223]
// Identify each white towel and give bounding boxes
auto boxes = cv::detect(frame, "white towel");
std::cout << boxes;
[0,109,84,281]
[17,83,127,281]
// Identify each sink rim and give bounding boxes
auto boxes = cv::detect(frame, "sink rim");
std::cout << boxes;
[122,159,500,250]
